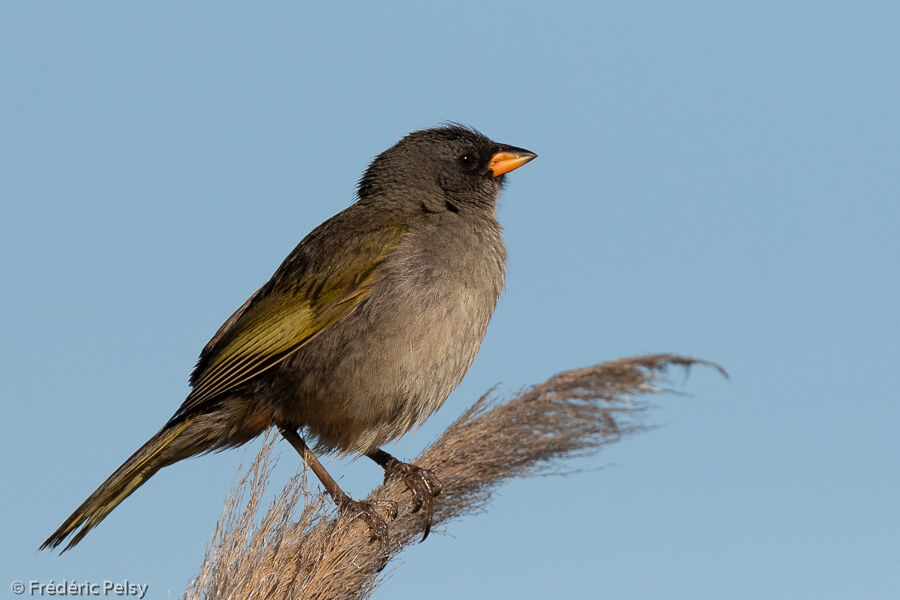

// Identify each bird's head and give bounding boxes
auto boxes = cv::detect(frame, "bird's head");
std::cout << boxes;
[357,124,536,212]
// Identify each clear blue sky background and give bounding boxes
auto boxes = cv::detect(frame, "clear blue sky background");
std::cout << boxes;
[3,3,898,599]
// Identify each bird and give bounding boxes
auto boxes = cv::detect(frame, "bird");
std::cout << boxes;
[41,124,536,552]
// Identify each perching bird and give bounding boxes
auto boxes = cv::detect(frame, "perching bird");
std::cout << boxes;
[41,124,536,551]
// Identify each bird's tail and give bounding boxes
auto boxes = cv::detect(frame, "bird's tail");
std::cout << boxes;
[40,418,194,553]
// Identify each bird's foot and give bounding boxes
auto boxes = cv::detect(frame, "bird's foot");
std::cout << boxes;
[380,460,442,540]
[335,494,397,543]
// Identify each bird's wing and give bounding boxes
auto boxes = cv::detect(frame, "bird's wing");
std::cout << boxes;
[172,222,406,421]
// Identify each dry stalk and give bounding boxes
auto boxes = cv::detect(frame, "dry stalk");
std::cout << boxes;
[184,353,723,600]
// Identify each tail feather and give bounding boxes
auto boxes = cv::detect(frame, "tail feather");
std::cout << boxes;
[41,419,193,552]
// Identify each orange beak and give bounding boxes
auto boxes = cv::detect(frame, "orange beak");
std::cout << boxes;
[487,145,537,177]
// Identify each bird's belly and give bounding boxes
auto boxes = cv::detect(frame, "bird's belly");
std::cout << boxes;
[274,272,499,454]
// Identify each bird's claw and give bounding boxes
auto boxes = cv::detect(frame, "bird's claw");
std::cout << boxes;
[336,496,395,543]
[381,461,442,541]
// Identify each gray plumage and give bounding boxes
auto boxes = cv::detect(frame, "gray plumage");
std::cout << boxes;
[42,124,535,551]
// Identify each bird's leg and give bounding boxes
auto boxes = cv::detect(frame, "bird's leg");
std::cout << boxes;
[367,449,442,540]
[278,426,393,541]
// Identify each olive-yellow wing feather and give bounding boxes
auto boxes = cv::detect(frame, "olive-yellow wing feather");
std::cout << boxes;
[173,221,406,421]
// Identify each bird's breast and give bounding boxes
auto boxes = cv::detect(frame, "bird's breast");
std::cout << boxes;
[277,216,507,453]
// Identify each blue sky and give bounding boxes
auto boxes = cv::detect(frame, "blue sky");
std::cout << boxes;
[3,2,898,598]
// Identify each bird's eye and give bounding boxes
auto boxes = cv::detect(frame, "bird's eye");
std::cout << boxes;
[458,153,478,170]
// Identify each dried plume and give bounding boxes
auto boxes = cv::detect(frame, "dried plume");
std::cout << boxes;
[184,354,724,600]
